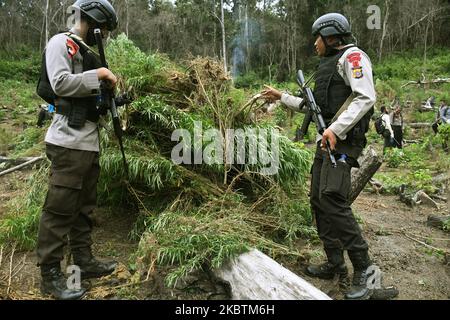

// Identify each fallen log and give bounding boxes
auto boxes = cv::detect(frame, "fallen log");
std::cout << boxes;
[0,157,44,177]
[349,146,383,203]
[213,249,331,300]
[401,78,450,88]
[408,123,432,129]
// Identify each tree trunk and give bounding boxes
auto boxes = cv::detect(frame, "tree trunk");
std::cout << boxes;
[349,146,383,203]
[45,0,50,45]
[213,249,331,300]
[379,0,390,62]
[245,4,250,72]
[220,0,227,72]
[125,0,130,37]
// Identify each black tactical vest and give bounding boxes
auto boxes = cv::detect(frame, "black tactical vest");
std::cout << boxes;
[314,46,374,155]
[314,47,353,122]
[36,32,102,127]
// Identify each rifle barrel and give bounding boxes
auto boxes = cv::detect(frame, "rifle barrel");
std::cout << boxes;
[94,29,108,68]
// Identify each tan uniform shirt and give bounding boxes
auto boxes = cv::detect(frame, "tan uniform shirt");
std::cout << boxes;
[281,45,376,143]
[44,29,101,152]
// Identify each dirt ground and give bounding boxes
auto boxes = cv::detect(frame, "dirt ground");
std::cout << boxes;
[298,193,450,300]
[0,170,449,300]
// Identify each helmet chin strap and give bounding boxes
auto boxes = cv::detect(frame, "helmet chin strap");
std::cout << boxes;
[86,28,99,46]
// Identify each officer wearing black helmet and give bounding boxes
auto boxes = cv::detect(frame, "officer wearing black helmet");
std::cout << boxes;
[263,13,378,300]
[36,0,119,300]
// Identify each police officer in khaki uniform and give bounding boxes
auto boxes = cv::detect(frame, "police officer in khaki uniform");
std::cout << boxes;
[36,0,119,300]
[263,13,378,300]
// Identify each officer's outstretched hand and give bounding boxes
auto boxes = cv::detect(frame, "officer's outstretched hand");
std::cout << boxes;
[97,67,118,88]
[261,85,282,102]
[321,129,337,151]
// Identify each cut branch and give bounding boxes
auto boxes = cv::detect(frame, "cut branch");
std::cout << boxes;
[0,157,44,177]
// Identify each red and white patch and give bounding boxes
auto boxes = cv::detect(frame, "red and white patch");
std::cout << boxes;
[66,38,79,59]
[347,52,362,68]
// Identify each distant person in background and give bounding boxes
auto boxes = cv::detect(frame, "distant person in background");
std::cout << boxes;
[433,101,450,134]
[423,96,436,110]
[390,106,404,149]
[432,100,450,153]
[380,106,395,153]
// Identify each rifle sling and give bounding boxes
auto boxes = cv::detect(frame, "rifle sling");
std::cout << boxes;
[330,93,356,124]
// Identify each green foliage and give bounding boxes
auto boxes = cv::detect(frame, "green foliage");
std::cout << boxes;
[0,36,314,288]
[273,106,288,127]
[384,148,406,168]
[0,56,40,83]
[234,72,264,89]
[375,169,436,195]
[436,124,450,145]
[102,36,314,286]
[384,144,428,170]
[411,111,436,123]
[265,191,317,241]
[0,127,13,154]
[443,219,450,232]
[11,127,45,157]
[136,189,308,288]
[0,80,41,114]
[0,163,49,250]
[107,34,177,94]
[375,49,450,81]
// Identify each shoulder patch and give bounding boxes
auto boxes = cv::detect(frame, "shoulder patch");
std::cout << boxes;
[347,52,362,68]
[352,66,364,79]
[66,38,79,59]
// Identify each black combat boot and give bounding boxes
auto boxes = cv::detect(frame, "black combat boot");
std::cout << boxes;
[346,250,374,300]
[72,247,117,279]
[41,264,87,300]
[306,248,348,280]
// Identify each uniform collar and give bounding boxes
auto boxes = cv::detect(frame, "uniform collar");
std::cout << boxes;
[69,28,87,43]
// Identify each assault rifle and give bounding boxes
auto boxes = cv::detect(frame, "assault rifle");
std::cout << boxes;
[297,70,337,168]
[94,28,129,176]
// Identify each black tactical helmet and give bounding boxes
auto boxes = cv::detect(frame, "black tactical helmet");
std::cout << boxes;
[312,13,351,38]
[73,0,118,31]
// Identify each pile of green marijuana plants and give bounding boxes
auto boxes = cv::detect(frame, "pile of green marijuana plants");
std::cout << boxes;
[1,35,315,286]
